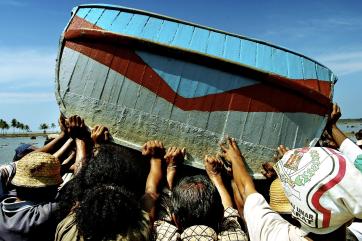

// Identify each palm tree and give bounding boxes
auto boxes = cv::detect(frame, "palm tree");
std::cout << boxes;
[4,122,9,134]
[11,118,17,133]
[17,122,25,133]
[0,119,7,134]
[39,123,49,134]
[51,123,56,132]
[25,125,30,133]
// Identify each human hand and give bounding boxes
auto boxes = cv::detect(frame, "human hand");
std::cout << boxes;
[277,144,289,157]
[142,140,165,159]
[261,162,277,180]
[204,155,224,182]
[219,137,244,165]
[164,147,185,169]
[328,103,341,126]
[67,115,88,139]
[91,125,110,144]
[59,113,67,135]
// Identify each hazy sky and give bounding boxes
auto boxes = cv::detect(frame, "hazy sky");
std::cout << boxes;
[0,0,361,131]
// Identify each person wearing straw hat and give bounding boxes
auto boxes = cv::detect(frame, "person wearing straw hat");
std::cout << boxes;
[0,152,63,241]
[0,115,89,241]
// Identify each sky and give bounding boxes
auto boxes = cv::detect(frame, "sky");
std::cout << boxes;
[0,0,361,131]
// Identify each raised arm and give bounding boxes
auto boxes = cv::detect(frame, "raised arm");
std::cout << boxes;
[91,125,110,146]
[327,103,347,146]
[142,140,165,223]
[164,147,185,190]
[35,114,68,154]
[53,138,74,160]
[204,155,233,209]
[67,115,89,174]
[220,138,257,204]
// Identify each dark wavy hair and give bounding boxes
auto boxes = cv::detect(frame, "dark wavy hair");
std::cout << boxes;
[171,174,223,231]
[76,184,150,241]
[56,143,148,221]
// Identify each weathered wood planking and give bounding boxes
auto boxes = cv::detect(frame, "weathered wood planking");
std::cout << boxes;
[56,4,336,177]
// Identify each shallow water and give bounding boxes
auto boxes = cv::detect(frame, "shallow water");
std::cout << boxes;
[0,136,46,165]
[0,122,360,166]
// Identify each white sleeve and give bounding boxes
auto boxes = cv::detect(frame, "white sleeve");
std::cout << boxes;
[339,138,362,164]
[244,193,307,241]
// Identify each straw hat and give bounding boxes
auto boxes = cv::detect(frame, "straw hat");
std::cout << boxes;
[269,178,292,214]
[12,152,63,188]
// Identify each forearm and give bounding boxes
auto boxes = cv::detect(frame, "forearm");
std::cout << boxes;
[166,168,176,190]
[331,124,347,147]
[213,180,233,209]
[73,138,87,174]
[53,138,73,160]
[231,157,257,201]
[145,158,163,194]
[231,180,244,216]
[143,158,163,222]
[36,132,67,154]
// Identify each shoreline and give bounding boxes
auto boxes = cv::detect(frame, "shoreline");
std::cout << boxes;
[0,132,58,138]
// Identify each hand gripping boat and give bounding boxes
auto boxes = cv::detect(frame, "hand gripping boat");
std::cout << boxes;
[55,4,336,177]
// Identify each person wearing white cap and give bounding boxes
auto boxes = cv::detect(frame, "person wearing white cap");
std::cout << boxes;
[220,136,362,241]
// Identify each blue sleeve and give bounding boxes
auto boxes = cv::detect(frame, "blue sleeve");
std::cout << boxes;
[0,163,16,197]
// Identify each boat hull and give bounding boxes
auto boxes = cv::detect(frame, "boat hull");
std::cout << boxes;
[55,5,335,176]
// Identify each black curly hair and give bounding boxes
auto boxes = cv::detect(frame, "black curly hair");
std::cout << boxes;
[56,143,149,221]
[75,184,150,241]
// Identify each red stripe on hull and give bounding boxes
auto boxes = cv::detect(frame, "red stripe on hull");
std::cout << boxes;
[66,16,332,99]
[63,41,329,116]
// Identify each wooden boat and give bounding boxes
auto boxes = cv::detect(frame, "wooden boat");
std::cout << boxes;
[55,4,336,177]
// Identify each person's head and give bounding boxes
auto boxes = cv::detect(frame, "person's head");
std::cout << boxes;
[355,129,362,141]
[75,184,150,241]
[355,130,362,148]
[79,144,146,194]
[171,174,223,231]
[274,147,362,239]
[13,144,36,162]
[318,130,338,149]
[57,143,147,220]
[12,152,62,201]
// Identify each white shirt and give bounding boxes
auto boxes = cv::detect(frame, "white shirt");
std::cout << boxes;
[348,222,362,241]
[244,192,308,241]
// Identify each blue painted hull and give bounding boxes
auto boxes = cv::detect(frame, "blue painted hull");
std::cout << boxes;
[55,4,336,176]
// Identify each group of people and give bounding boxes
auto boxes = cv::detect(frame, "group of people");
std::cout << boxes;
[1,103,362,241]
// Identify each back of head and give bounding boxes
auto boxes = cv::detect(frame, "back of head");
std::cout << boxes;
[81,144,146,196]
[76,184,150,241]
[57,144,147,221]
[355,129,362,141]
[13,144,36,162]
[171,174,222,230]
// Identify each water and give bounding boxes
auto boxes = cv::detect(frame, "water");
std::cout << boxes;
[0,136,47,165]
[0,121,360,166]
[339,122,362,140]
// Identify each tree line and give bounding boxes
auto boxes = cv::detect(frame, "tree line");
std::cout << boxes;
[0,118,57,134]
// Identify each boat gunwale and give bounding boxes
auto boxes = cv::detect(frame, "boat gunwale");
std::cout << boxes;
[63,27,333,108]
[73,3,336,82]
